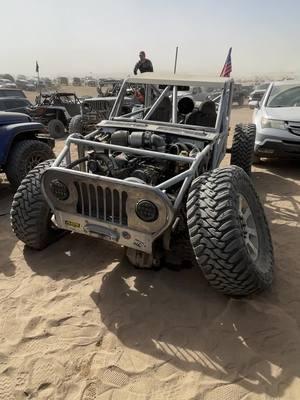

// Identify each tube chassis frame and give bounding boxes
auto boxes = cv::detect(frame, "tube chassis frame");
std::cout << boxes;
[41,75,234,255]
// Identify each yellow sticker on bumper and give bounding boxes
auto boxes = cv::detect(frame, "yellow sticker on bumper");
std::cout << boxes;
[65,220,81,229]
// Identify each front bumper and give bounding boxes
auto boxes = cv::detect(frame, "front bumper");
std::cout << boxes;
[255,127,300,158]
[42,167,174,254]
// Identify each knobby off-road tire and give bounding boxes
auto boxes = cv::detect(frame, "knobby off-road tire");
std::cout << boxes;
[48,119,66,138]
[230,123,256,176]
[5,140,55,189]
[69,114,83,135]
[187,166,274,296]
[11,159,64,250]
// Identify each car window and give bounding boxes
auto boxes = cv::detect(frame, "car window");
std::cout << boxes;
[252,92,264,101]
[4,99,29,109]
[0,89,26,98]
[267,85,300,107]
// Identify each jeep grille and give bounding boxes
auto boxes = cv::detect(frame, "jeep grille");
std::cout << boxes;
[74,181,128,225]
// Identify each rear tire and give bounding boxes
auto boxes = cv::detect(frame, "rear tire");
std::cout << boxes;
[5,140,55,189]
[187,166,274,296]
[238,95,245,106]
[10,160,65,249]
[231,123,256,176]
[69,114,83,135]
[48,119,66,138]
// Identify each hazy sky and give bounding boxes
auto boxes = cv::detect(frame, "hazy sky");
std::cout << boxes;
[1,0,299,78]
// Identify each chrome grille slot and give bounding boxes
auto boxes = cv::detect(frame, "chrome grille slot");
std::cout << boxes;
[75,181,128,225]
[287,122,300,136]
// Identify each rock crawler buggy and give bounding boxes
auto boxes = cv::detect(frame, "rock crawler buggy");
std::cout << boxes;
[29,92,81,138]
[11,74,274,296]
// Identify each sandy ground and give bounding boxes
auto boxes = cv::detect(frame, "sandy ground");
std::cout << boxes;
[0,106,300,400]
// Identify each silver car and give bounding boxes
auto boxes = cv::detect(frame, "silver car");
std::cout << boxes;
[253,81,300,159]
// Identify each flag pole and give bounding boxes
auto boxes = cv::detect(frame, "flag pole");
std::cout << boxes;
[172,46,179,124]
[173,46,178,74]
[36,61,41,99]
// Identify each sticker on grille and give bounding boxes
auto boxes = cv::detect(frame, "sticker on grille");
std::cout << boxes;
[74,182,128,225]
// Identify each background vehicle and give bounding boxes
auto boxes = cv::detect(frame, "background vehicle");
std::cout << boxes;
[72,77,81,86]
[0,97,32,113]
[69,94,134,136]
[43,78,53,88]
[16,79,36,91]
[0,88,26,98]
[249,89,266,108]
[57,77,69,86]
[232,83,247,106]
[177,85,219,104]
[0,111,54,188]
[86,79,97,87]
[241,84,255,97]
[0,79,17,89]
[29,92,81,138]
[0,74,15,83]
[253,80,300,160]
[97,79,122,97]
[255,82,270,91]
[12,74,274,297]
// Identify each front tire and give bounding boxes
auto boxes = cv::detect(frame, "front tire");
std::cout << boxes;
[69,114,83,135]
[11,160,65,249]
[187,166,274,296]
[5,140,55,189]
[231,123,256,176]
[48,119,66,138]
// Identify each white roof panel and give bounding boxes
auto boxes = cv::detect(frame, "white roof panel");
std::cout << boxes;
[126,73,231,87]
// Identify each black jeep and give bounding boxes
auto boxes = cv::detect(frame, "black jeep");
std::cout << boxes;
[29,92,81,138]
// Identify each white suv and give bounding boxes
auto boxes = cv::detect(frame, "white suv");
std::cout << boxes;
[253,81,300,160]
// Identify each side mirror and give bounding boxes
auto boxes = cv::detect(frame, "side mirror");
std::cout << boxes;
[255,100,260,109]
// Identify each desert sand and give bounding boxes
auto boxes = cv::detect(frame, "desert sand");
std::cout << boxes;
[0,104,300,399]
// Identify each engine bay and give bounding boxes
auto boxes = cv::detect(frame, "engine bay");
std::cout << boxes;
[67,129,208,187]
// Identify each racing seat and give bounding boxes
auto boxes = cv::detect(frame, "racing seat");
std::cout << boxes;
[149,97,172,122]
[185,100,217,127]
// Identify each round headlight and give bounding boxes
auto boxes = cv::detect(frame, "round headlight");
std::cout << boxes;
[136,200,158,222]
[50,179,69,201]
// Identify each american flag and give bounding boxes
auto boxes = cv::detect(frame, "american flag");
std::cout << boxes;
[220,47,232,77]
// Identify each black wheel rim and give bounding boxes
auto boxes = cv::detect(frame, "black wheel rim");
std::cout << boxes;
[26,154,44,173]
